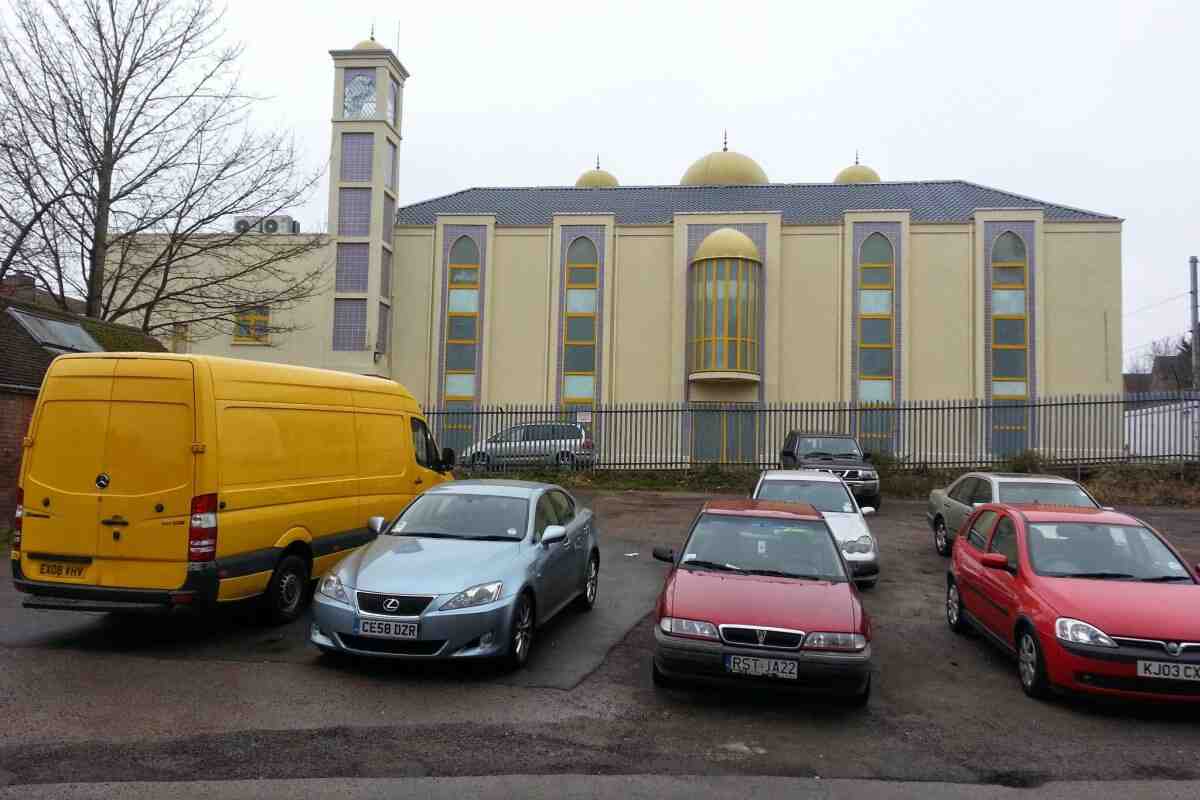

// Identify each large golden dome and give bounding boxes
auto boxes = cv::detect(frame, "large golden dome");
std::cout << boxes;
[680,139,768,186]
[692,228,761,263]
[575,166,619,188]
[834,162,881,184]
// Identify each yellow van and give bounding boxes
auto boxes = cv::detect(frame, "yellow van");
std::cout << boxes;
[11,353,454,622]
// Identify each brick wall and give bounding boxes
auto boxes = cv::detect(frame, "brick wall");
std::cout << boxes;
[0,391,36,528]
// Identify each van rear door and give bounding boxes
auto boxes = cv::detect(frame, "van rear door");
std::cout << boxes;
[20,358,116,586]
[93,358,196,589]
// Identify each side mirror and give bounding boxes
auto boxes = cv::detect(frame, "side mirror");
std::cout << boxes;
[368,515,388,535]
[652,546,675,563]
[1102,506,1115,511]
[973,502,984,508]
[541,525,567,547]
[440,447,456,470]
[981,553,1010,571]
[862,452,873,462]
[861,506,876,516]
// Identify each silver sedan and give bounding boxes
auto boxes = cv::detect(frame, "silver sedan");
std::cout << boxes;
[311,480,600,670]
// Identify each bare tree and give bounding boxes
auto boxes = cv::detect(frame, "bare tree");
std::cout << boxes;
[0,0,327,338]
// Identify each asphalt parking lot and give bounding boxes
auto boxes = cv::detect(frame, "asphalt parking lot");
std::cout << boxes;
[1,493,1199,791]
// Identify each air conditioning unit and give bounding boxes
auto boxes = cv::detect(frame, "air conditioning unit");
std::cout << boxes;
[232,215,301,234]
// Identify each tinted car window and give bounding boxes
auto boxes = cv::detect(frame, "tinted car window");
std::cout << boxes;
[1027,523,1193,581]
[557,424,582,440]
[792,437,861,459]
[681,514,847,581]
[393,493,528,539]
[967,510,999,550]
[755,480,855,513]
[548,490,575,523]
[950,478,977,504]
[998,482,1097,507]
[989,517,1019,566]
[971,479,993,505]
[533,495,558,539]
[411,418,436,468]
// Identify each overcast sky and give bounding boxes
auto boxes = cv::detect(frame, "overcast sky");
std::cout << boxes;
[227,0,1198,368]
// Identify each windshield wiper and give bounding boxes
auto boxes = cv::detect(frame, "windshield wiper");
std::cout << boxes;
[466,534,521,541]
[680,559,745,573]
[742,568,827,580]
[834,453,861,459]
[1140,575,1194,583]
[1047,571,1136,580]
[803,451,833,458]
[392,531,466,539]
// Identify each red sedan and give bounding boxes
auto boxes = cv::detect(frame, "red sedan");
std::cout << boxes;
[947,504,1200,701]
[651,499,873,705]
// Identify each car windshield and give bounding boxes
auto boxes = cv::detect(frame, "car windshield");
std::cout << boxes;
[391,493,529,540]
[1027,522,1193,582]
[755,480,856,513]
[794,437,860,459]
[999,482,1097,507]
[680,514,847,581]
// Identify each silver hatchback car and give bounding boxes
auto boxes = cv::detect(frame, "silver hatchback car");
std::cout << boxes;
[462,422,595,470]
[311,480,600,669]
[751,469,879,588]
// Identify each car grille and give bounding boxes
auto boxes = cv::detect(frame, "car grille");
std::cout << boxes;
[812,468,859,481]
[356,592,434,616]
[1112,637,1200,660]
[720,626,805,650]
[1076,673,1200,696]
[337,635,446,656]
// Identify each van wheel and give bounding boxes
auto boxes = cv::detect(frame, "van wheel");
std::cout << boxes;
[263,554,309,625]
[471,453,490,471]
[555,451,574,469]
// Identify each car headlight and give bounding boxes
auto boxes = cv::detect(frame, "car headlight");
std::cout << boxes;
[1055,617,1117,648]
[317,573,350,605]
[440,581,504,610]
[659,617,720,640]
[859,470,878,480]
[803,632,867,652]
[842,536,875,554]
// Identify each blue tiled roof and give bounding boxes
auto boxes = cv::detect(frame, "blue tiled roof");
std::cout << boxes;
[395,180,1118,226]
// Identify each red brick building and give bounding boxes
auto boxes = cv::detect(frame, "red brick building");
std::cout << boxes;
[0,296,165,527]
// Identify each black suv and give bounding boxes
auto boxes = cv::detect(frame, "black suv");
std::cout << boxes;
[779,432,882,508]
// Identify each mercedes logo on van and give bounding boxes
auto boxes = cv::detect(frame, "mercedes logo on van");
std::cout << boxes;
[95,473,110,490]
[382,598,401,612]
[1166,642,1182,656]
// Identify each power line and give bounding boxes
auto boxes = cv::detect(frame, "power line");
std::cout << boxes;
[1123,291,1190,318]
[1123,330,1191,355]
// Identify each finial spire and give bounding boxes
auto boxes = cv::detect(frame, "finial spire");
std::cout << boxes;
[855,149,859,165]
[723,129,728,152]
[369,22,375,40]
[596,154,600,170]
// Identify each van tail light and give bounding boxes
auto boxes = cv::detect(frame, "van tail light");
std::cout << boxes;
[11,487,22,549]
[188,493,218,562]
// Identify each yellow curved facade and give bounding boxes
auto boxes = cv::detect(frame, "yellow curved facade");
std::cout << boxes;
[692,227,761,263]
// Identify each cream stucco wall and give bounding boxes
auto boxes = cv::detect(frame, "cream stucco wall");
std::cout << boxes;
[609,228,675,402]
[908,225,975,399]
[390,228,435,404]
[1042,223,1123,395]
[778,228,842,402]
[486,227,553,404]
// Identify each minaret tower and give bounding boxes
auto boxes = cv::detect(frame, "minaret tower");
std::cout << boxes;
[326,33,408,376]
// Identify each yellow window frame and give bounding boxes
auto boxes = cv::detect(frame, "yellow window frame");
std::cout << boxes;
[691,257,759,373]
[444,256,480,402]
[233,306,270,344]
[859,261,894,289]
[563,253,599,401]
[991,259,1026,289]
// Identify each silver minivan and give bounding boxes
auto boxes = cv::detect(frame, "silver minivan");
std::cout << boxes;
[462,423,595,470]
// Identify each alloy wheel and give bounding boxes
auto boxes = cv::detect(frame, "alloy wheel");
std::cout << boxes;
[946,583,960,626]
[279,571,302,614]
[513,597,533,663]
[1019,633,1038,689]
[935,520,949,554]
[586,558,598,604]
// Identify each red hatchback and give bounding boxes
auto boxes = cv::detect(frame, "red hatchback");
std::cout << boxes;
[651,499,873,704]
[948,504,1200,701]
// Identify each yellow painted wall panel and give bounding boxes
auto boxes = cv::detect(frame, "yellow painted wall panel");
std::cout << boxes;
[908,230,974,400]
[487,231,552,404]
[1042,230,1122,394]
[778,233,841,401]
[611,233,675,402]
[391,232,434,404]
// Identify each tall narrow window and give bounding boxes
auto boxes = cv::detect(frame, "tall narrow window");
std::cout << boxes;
[335,243,369,292]
[991,232,1028,400]
[444,235,481,403]
[690,258,760,373]
[562,237,599,404]
[388,80,400,128]
[380,246,392,299]
[858,233,894,405]
[386,140,398,191]
[333,298,367,351]
[376,303,391,354]
[340,133,373,182]
[382,194,395,237]
[338,188,371,237]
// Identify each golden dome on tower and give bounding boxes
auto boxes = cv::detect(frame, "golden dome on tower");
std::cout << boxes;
[353,37,387,51]
[680,134,768,186]
[575,158,619,188]
[834,158,881,184]
[692,228,761,263]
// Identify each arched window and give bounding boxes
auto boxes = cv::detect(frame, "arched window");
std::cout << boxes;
[563,237,599,404]
[690,257,760,374]
[444,235,481,402]
[991,232,1028,400]
[858,233,894,404]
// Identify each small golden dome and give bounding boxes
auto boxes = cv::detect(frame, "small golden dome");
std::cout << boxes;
[692,228,761,263]
[353,38,387,50]
[680,137,768,186]
[575,168,619,188]
[834,163,881,184]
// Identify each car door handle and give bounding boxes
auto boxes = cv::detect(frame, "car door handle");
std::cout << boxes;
[414,478,424,485]
[100,516,129,527]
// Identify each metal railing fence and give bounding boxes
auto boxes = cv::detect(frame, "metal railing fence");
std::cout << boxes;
[424,392,1200,471]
